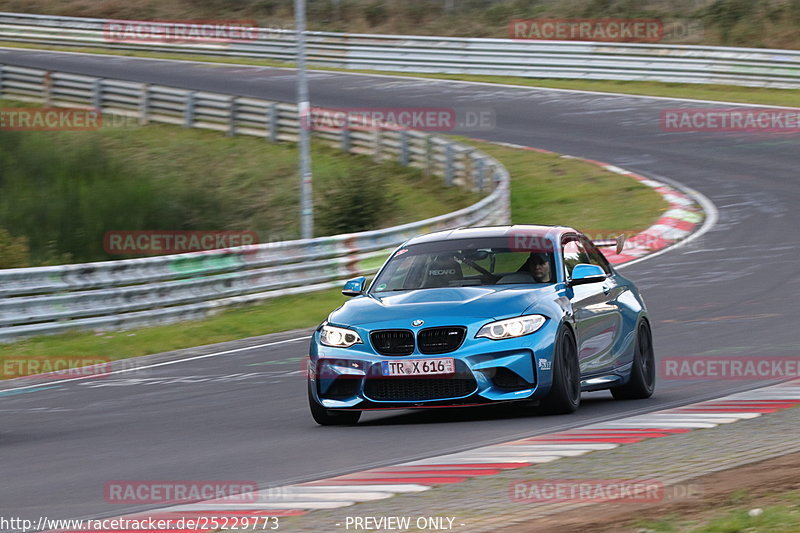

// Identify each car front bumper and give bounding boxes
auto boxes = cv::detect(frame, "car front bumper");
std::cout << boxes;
[308,318,560,410]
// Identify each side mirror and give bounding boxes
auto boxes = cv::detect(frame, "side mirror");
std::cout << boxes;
[342,276,366,297]
[569,264,606,287]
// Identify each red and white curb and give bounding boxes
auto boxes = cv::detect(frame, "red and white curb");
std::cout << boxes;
[94,379,800,525]
[481,141,705,266]
[598,167,703,266]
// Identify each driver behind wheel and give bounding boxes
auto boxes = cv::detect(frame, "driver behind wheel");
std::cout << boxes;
[520,252,553,283]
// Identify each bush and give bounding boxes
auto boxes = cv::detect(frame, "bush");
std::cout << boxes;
[315,168,389,235]
[0,228,29,268]
[704,0,755,42]
[793,0,800,21]
[0,130,189,263]
[364,1,388,26]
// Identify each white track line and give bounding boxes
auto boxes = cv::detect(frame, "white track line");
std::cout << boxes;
[293,484,430,492]
[0,336,308,393]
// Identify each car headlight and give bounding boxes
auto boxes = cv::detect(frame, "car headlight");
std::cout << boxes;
[319,325,363,348]
[476,315,546,340]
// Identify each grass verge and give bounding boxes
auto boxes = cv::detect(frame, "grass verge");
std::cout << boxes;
[0,140,669,370]
[634,489,800,532]
[1,41,798,108]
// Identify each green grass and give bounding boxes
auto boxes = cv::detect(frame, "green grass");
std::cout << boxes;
[0,141,669,370]
[0,99,478,265]
[2,40,796,109]
[468,139,669,234]
[634,489,800,532]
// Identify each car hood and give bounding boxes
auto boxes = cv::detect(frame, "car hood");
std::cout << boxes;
[329,286,545,326]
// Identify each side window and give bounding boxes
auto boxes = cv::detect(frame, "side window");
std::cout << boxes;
[562,236,590,279]
[581,238,612,275]
[374,253,416,290]
[492,252,527,274]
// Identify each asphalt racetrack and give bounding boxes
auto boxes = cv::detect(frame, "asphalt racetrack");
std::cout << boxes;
[1,48,798,523]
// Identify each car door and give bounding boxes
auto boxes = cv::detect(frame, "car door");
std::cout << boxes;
[562,234,623,375]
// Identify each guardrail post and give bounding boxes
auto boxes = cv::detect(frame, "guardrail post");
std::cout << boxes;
[0,66,4,99]
[494,167,503,187]
[340,119,352,154]
[424,135,433,176]
[227,96,237,137]
[399,131,409,166]
[92,79,103,110]
[184,91,196,128]
[445,142,454,186]
[43,71,53,107]
[461,150,472,186]
[139,84,150,125]
[475,156,486,192]
[374,126,382,162]
[267,103,278,142]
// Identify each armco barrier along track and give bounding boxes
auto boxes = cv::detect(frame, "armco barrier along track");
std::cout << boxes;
[0,64,509,342]
[1,12,800,88]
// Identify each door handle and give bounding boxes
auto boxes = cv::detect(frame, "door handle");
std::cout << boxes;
[602,284,611,295]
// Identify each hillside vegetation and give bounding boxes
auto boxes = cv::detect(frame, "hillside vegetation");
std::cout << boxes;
[0,102,478,267]
[2,0,799,49]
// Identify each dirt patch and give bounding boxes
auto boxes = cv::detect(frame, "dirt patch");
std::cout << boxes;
[499,451,800,533]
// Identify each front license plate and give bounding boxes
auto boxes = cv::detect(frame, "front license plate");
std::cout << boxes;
[381,358,455,376]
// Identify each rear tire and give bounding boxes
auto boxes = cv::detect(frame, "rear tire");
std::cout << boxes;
[611,321,656,400]
[538,327,581,415]
[308,383,361,425]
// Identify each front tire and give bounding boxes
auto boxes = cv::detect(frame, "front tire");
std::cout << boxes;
[308,384,361,425]
[611,320,656,400]
[538,327,581,415]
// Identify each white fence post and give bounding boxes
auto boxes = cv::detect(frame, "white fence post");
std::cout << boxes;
[228,96,237,137]
[139,84,150,126]
[92,78,103,110]
[268,103,278,142]
[184,91,196,128]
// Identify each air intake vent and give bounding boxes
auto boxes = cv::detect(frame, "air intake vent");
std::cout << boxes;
[418,326,467,354]
[364,377,477,401]
[370,329,414,356]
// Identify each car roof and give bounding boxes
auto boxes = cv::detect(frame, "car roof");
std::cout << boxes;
[404,225,580,246]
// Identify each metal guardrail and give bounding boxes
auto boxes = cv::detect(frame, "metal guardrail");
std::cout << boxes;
[1,12,800,88]
[0,64,510,342]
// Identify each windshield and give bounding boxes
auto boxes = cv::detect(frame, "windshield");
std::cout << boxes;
[371,237,556,292]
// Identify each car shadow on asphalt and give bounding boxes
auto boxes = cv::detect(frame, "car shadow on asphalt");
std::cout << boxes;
[355,394,618,426]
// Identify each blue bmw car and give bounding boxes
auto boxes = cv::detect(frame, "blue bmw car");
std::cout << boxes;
[308,225,655,425]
